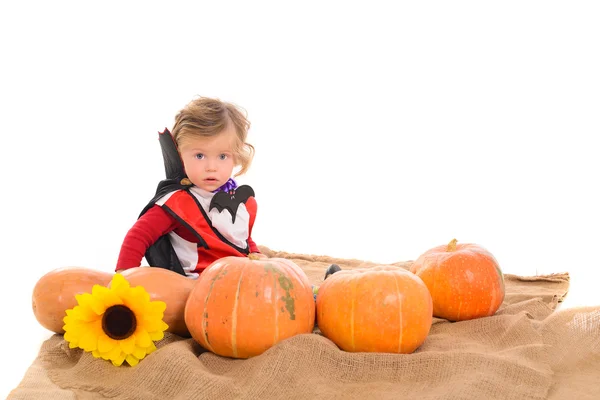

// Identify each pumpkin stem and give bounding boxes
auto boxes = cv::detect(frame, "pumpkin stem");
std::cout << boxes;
[248,253,261,261]
[447,238,458,252]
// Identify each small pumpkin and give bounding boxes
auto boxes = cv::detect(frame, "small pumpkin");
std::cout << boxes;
[184,256,315,358]
[316,265,433,354]
[32,266,196,336]
[410,238,505,321]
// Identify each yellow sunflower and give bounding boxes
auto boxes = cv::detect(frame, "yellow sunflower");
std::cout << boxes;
[62,273,169,367]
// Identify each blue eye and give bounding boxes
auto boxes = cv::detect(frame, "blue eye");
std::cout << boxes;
[195,154,204,160]
[219,154,227,160]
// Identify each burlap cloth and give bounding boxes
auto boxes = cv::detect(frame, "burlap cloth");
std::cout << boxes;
[9,247,600,400]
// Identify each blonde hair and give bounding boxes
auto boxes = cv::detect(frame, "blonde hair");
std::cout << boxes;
[171,96,255,176]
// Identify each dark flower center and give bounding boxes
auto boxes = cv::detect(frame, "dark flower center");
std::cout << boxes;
[102,305,137,340]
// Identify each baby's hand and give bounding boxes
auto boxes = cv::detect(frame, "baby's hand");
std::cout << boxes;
[249,252,268,260]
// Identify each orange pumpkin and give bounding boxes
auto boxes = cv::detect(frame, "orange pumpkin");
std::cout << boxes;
[32,267,113,333]
[119,267,196,337]
[184,256,315,358]
[32,266,196,336]
[410,239,505,321]
[316,265,433,354]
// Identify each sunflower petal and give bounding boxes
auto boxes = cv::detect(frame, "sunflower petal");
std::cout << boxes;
[125,354,140,367]
[146,341,157,354]
[79,329,98,352]
[119,335,136,354]
[105,343,123,360]
[148,329,165,341]
[149,300,167,314]
[159,320,169,332]
[111,351,127,367]
[135,329,152,348]
[63,331,79,346]
[71,302,100,322]
[144,312,165,323]
[93,285,123,308]
[142,318,169,333]
[98,334,117,353]
[76,292,106,316]
[95,350,110,360]
[124,287,150,315]
[110,274,130,295]
[132,346,147,360]
[131,285,151,303]
[64,321,84,336]
[64,316,88,333]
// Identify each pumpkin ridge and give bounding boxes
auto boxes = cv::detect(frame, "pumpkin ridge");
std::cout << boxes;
[431,259,439,315]
[263,263,296,321]
[201,266,228,353]
[230,264,246,358]
[272,269,279,346]
[278,259,312,329]
[350,278,356,352]
[279,276,296,321]
[393,274,404,353]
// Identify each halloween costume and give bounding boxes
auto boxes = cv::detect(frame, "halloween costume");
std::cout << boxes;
[116,129,260,278]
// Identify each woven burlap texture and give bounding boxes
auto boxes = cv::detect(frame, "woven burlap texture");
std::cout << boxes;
[10,246,599,400]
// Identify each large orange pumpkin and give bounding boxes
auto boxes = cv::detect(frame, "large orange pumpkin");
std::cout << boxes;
[410,239,505,321]
[184,256,315,358]
[316,265,433,354]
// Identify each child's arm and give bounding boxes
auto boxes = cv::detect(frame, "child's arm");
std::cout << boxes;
[116,205,179,272]
[248,236,268,259]
[248,237,260,254]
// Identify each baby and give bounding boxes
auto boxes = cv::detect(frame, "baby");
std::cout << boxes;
[116,97,265,278]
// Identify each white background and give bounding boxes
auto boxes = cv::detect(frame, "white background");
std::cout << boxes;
[1,1,599,398]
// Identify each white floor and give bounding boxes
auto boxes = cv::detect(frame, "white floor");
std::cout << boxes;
[2,2,599,399]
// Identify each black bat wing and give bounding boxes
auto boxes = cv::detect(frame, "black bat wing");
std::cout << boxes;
[209,185,255,223]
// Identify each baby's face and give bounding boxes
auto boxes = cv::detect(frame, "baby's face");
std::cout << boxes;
[179,125,237,192]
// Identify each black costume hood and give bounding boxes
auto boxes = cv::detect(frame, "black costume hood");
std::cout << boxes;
[140,128,189,275]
